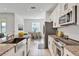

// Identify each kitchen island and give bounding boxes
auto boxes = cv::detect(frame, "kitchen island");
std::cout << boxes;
[0,37,27,56]
[0,44,16,56]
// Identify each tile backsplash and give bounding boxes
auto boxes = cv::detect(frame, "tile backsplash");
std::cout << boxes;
[58,25,79,41]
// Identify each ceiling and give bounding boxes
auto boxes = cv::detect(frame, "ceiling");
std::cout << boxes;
[0,3,57,19]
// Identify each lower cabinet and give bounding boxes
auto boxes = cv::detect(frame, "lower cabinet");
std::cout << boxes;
[28,37,32,53]
[2,39,27,56]
[2,48,15,56]
[52,41,57,56]
[15,39,26,56]
[15,46,26,56]
[64,48,74,56]
[48,36,56,56]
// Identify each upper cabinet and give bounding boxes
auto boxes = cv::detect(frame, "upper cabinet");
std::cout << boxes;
[49,3,79,27]
[77,4,79,25]
[60,3,76,16]
[59,3,77,26]
[50,4,60,28]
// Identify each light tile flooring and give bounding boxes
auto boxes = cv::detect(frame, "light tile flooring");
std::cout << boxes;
[28,39,51,56]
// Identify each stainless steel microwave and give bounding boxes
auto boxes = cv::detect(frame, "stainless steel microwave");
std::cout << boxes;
[59,5,77,26]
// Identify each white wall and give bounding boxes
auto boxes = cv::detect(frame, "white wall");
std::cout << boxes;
[24,19,45,35]
[14,11,46,36]
[0,13,15,34]
[0,12,24,36]
[14,14,24,35]
[24,20,32,32]
[58,25,79,41]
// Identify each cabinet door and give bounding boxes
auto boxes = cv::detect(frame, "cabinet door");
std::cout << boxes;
[51,4,60,28]
[52,41,56,56]
[28,38,32,52]
[59,3,65,16]
[2,48,14,56]
[48,36,55,55]
[52,8,57,28]
[77,4,79,25]
[15,45,26,56]
[48,40,51,54]
[60,3,76,15]
[48,36,52,53]
[15,49,25,56]
[55,5,60,27]
[68,3,76,9]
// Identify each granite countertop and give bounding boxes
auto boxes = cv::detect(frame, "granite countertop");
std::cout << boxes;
[0,44,16,56]
[49,35,79,45]
[49,35,79,56]
[65,45,79,56]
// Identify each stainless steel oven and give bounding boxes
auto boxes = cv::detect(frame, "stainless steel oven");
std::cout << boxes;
[54,41,64,56]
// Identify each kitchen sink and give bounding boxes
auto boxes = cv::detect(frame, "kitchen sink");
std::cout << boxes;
[2,38,25,44]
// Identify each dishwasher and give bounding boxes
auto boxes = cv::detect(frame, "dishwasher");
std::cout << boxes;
[15,39,26,56]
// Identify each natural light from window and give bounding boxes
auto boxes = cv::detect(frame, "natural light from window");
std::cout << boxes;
[32,22,40,32]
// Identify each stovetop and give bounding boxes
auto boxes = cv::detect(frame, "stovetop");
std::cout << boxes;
[54,35,79,45]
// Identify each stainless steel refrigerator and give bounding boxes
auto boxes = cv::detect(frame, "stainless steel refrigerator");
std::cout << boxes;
[43,21,57,48]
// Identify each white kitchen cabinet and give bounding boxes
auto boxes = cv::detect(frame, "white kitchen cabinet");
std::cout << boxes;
[55,3,77,27]
[48,36,56,56]
[68,3,76,9]
[26,42,28,56]
[28,37,32,53]
[59,3,65,16]
[15,46,25,56]
[48,36,53,55]
[64,48,74,56]
[77,4,79,25]
[2,48,15,56]
[50,4,60,28]
[15,39,27,56]
[50,3,77,28]
[60,3,76,16]
[52,40,57,56]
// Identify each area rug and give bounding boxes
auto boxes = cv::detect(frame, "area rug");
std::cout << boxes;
[38,44,45,49]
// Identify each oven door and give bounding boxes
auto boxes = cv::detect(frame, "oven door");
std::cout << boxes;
[54,41,64,56]
[56,47,64,56]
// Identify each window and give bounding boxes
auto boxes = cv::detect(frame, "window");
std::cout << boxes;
[1,22,6,35]
[32,22,40,32]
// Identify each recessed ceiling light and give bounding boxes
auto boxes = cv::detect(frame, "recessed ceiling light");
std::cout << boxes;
[31,6,36,9]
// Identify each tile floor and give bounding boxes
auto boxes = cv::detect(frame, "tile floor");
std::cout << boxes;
[28,39,51,56]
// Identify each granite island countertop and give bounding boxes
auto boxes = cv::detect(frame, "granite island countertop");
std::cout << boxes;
[0,44,16,56]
